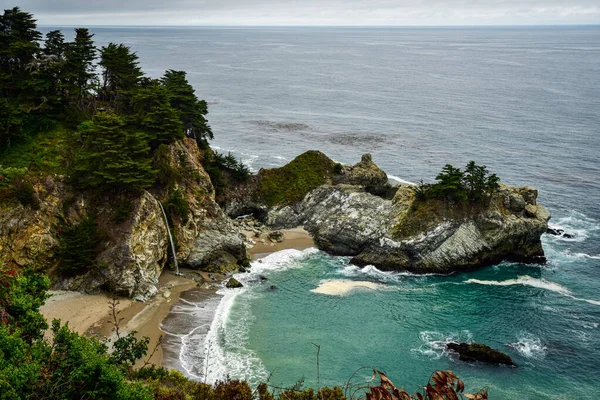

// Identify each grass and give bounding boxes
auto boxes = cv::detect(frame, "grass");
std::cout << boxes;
[0,126,72,176]
[255,150,335,207]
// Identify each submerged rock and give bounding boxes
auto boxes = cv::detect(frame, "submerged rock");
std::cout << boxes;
[546,227,574,239]
[447,342,515,366]
[226,278,243,288]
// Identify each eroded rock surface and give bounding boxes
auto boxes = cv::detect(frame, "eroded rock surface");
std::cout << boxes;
[263,156,550,274]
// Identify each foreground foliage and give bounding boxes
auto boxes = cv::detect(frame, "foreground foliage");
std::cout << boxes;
[0,267,488,399]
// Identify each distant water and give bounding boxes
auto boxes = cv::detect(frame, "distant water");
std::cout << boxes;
[42,26,600,398]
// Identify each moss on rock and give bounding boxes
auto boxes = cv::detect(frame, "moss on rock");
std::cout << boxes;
[255,150,335,207]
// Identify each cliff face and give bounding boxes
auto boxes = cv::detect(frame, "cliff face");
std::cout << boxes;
[242,152,550,274]
[0,138,246,299]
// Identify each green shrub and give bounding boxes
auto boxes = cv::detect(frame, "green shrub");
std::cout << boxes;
[14,179,36,207]
[256,150,335,207]
[165,189,189,223]
[56,216,100,274]
[333,163,343,175]
[114,198,135,224]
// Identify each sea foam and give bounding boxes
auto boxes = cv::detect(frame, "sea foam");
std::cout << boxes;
[202,248,319,384]
[508,332,547,360]
[465,276,600,306]
[311,279,385,296]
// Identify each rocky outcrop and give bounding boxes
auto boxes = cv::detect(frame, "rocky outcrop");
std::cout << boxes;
[154,139,246,272]
[333,154,395,197]
[225,278,243,288]
[263,156,550,274]
[0,138,247,299]
[54,191,169,299]
[447,342,515,366]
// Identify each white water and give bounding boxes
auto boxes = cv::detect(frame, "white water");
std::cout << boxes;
[311,279,385,296]
[158,201,179,275]
[465,276,600,306]
[202,248,319,384]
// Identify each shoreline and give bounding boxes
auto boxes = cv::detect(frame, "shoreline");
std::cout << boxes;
[40,226,315,370]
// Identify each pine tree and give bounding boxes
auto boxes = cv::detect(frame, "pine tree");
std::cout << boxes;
[72,111,156,191]
[63,28,96,110]
[432,164,466,201]
[161,69,213,147]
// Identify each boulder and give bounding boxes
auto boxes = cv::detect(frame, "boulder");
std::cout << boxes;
[226,278,243,288]
[268,230,285,243]
[447,342,515,366]
[546,227,574,239]
[333,153,393,196]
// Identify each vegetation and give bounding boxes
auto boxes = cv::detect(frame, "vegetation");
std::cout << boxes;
[165,189,190,223]
[0,7,213,195]
[256,150,335,207]
[0,267,487,399]
[412,161,500,203]
[55,216,100,274]
[393,162,501,240]
[203,150,252,196]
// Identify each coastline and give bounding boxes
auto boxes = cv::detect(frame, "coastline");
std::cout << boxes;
[40,226,315,370]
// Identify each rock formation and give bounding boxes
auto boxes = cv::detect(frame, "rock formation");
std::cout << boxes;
[0,138,247,299]
[231,152,550,274]
[447,342,515,366]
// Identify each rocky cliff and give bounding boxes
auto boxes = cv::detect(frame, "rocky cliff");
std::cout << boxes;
[231,152,550,274]
[0,138,246,299]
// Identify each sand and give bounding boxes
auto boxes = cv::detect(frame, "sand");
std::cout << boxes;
[246,227,315,259]
[39,227,315,368]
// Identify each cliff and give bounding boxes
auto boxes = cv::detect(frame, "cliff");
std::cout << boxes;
[0,138,246,299]
[226,152,550,274]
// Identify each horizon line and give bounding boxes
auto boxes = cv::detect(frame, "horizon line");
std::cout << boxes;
[37,23,600,28]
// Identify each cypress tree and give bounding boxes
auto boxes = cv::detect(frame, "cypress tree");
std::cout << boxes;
[72,111,156,191]
[99,42,143,108]
[0,7,42,145]
[161,69,213,146]
[130,81,183,148]
[63,28,96,110]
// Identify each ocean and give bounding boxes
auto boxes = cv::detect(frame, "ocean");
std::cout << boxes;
[41,25,600,398]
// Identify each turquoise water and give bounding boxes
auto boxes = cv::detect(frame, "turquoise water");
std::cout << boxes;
[208,217,600,398]
[40,26,600,396]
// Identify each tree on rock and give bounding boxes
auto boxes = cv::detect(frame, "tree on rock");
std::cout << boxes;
[130,81,183,148]
[161,69,213,147]
[72,111,156,191]
[99,42,143,108]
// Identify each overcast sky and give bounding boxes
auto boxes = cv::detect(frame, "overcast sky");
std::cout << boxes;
[7,0,600,26]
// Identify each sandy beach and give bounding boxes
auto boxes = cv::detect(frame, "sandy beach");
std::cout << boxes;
[40,227,315,369]
[246,227,315,259]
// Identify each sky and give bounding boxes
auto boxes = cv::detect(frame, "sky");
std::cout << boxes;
[6,0,600,26]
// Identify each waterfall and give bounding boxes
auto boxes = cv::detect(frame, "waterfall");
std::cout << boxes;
[158,201,180,275]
